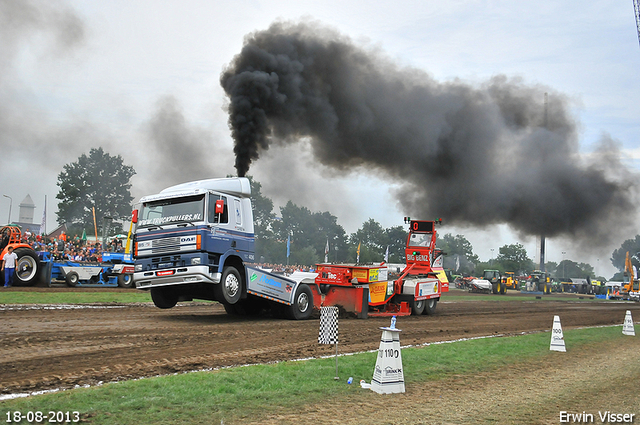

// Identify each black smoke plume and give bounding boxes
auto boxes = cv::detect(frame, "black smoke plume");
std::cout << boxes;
[221,20,636,240]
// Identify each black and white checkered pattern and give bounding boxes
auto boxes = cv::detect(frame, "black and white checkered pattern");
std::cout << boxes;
[318,306,339,344]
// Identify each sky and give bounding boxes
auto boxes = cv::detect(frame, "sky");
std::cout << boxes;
[1,0,639,277]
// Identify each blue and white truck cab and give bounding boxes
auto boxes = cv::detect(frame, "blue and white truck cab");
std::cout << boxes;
[133,177,259,309]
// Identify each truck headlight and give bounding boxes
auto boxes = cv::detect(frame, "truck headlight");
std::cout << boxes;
[191,258,201,265]
[134,264,142,272]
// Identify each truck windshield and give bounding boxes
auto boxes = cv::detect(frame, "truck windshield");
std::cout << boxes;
[408,233,431,247]
[139,195,205,228]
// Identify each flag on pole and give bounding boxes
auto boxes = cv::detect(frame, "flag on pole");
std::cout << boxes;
[357,242,361,263]
[325,238,329,263]
[286,235,291,259]
[384,245,389,263]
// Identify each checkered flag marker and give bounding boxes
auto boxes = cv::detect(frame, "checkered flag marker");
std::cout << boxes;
[318,306,340,379]
[318,306,339,344]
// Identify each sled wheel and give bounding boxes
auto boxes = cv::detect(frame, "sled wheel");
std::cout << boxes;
[411,299,425,315]
[286,284,313,320]
[423,298,438,315]
[65,271,79,287]
[118,273,134,288]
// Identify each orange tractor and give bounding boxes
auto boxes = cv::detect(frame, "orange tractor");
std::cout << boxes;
[0,225,41,286]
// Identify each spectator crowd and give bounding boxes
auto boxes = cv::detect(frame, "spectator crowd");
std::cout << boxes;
[21,228,126,263]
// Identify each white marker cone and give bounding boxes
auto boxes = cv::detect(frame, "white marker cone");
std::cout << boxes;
[550,315,566,352]
[371,318,405,394]
[622,310,635,336]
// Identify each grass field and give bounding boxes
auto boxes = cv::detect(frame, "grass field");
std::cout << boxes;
[1,325,632,425]
[0,289,598,305]
[0,291,152,305]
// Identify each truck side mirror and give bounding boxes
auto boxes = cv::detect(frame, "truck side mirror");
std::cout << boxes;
[215,200,224,214]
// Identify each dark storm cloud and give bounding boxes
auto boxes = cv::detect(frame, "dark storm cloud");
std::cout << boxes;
[220,20,637,240]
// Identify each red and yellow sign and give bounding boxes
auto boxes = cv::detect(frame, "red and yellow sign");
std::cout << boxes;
[369,281,388,304]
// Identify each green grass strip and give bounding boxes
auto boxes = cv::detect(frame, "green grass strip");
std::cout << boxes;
[0,291,152,305]
[443,292,601,302]
[0,290,600,305]
[1,325,632,424]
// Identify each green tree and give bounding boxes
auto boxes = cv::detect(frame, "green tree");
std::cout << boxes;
[272,201,347,265]
[349,219,385,263]
[557,260,591,279]
[348,219,408,263]
[437,233,479,274]
[610,235,640,272]
[495,243,534,274]
[246,177,277,263]
[56,148,135,232]
[380,225,408,263]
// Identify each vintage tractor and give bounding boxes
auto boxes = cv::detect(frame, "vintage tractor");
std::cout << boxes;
[0,225,40,286]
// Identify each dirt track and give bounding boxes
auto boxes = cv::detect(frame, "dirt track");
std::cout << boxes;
[1,289,639,398]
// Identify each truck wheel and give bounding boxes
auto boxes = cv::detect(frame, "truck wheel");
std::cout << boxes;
[215,266,243,305]
[117,273,134,288]
[287,284,313,320]
[423,298,438,315]
[411,299,425,315]
[151,287,178,309]
[14,248,40,286]
[65,271,79,287]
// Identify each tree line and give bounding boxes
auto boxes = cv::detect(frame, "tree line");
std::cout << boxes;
[55,148,639,280]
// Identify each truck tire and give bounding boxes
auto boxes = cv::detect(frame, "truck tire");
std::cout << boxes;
[151,287,178,309]
[499,281,506,295]
[65,271,79,287]
[117,273,134,288]
[286,284,313,320]
[14,248,40,286]
[411,299,425,315]
[423,298,438,315]
[492,282,498,294]
[215,266,243,305]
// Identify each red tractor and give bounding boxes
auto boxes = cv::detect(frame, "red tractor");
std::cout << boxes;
[0,225,41,286]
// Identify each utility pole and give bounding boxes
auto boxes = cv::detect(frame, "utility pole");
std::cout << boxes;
[3,194,12,224]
